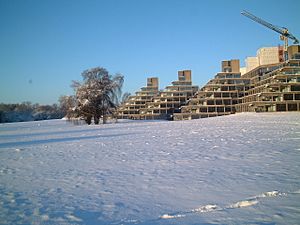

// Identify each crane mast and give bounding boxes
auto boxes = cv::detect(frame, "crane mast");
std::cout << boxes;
[241,10,299,61]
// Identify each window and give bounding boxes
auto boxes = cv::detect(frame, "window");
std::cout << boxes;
[217,107,224,112]
[222,93,230,98]
[214,93,221,98]
[276,104,286,112]
[231,93,238,98]
[200,108,207,113]
[224,100,231,105]
[288,104,297,111]
[225,107,232,112]
[291,85,300,91]
[283,94,293,100]
[221,86,228,91]
[207,100,214,105]
[216,100,222,105]
[208,107,215,112]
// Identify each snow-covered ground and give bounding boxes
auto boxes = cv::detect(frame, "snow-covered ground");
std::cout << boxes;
[0,112,299,225]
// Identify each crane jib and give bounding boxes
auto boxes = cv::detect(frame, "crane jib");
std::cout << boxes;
[241,10,298,44]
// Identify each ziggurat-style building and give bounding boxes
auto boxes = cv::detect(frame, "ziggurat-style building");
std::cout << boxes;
[174,60,251,120]
[236,47,300,112]
[118,45,300,120]
[118,70,198,120]
[117,77,159,119]
[140,70,198,119]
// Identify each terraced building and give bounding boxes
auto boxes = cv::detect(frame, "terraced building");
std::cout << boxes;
[174,45,300,120]
[140,70,199,120]
[174,60,251,120]
[236,46,300,112]
[117,77,159,119]
[118,45,300,121]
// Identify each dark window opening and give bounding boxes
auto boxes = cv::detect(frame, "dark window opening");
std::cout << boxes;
[284,94,293,100]
[291,85,300,91]
[288,104,297,111]
[276,104,286,112]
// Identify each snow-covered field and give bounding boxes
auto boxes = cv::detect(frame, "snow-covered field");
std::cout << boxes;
[0,113,300,225]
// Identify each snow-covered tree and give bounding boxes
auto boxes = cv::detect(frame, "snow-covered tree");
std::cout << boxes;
[72,67,124,124]
[120,92,131,105]
[59,95,76,119]
[0,102,63,123]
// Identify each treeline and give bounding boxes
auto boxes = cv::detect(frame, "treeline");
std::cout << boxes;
[0,102,64,123]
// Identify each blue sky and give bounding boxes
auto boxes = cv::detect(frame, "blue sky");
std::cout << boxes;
[0,0,299,104]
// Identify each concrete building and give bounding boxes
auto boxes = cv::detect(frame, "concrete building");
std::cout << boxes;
[245,46,284,72]
[175,46,300,120]
[140,70,198,119]
[257,46,280,65]
[117,77,159,119]
[288,45,300,59]
[118,46,300,121]
[240,67,247,75]
[245,56,259,72]
[174,60,251,120]
[236,45,300,113]
[222,59,240,73]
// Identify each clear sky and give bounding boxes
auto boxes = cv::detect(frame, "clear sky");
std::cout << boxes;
[0,0,299,104]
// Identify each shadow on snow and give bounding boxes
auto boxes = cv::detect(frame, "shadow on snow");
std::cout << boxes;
[0,133,135,148]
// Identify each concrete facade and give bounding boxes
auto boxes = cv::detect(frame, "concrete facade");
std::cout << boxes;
[240,67,247,75]
[245,46,284,72]
[288,45,300,60]
[118,46,300,121]
[117,77,159,119]
[174,60,250,120]
[222,59,240,73]
[140,70,198,120]
[245,56,259,72]
[118,70,198,120]
[236,58,300,113]
[257,46,280,65]
[174,46,300,120]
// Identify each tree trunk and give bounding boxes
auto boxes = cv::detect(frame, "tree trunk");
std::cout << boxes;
[85,115,92,125]
[103,114,107,124]
[94,115,100,124]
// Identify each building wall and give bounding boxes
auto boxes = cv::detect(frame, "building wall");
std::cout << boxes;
[288,45,300,59]
[175,57,300,120]
[119,45,300,121]
[147,77,158,87]
[118,71,198,120]
[235,58,300,113]
[245,46,283,73]
[222,59,240,73]
[117,77,159,119]
[178,70,192,81]
[141,70,198,119]
[173,60,250,120]
[240,67,246,75]
[245,56,259,72]
[257,47,279,66]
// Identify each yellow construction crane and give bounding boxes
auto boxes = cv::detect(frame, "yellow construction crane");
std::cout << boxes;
[241,10,299,60]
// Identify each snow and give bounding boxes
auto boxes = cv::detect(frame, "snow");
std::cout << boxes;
[229,199,259,209]
[0,112,300,224]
